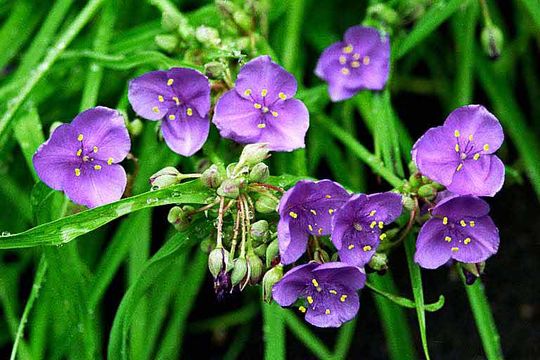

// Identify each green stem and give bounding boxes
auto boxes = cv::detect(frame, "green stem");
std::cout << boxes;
[262,302,285,360]
[283,311,333,359]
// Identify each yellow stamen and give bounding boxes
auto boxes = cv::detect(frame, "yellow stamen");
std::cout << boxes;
[443,217,448,225]
[311,279,319,287]
[328,209,334,215]
[455,144,460,152]
[379,233,387,240]
[167,79,174,86]
[460,220,467,227]
[318,228,323,235]
[369,210,376,216]
[77,134,84,141]
[454,130,460,137]
[325,195,332,199]
[456,164,463,171]
[168,114,176,120]
[348,244,355,250]
[325,309,331,315]
[341,67,350,75]
[152,106,160,114]
[340,295,347,302]
[261,89,268,97]
[370,221,377,229]
[308,224,313,231]
[289,211,298,219]
[468,134,473,141]
[107,157,114,165]
[76,149,82,157]
[271,111,278,117]
[93,146,98,153]
[262,106,269,113]
[278,92,287,100]
[94,165,102,170]
[158,95,164,102]
[339,55,347,64]
[172,96,180,105]
[186,108,193,116]
[378,221,384,229]
[310,209,317,215]
[329,290,337,295]
[473,153,480,160]
[351,61,360,68]
[254,103,262,109]
[353,53,360,60]
[464,237,471,244]
[445,236,452,242]
[244,89,252,96]
[363,56,370,65]
[469,221,475,227]
[307,296,313,304]
[483,144,490,151]
[257,123,266,129]
[74,168,81,177]
[451,247,459,252]
[363,245,372,252]
[343,45,353,53]
[299,306,306,313]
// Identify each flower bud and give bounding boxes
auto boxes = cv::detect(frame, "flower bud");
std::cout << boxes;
[254,243,267,258]
[217,178,241,198]
[247,254,264,285]
[167,206,190,231]
[195,26,221,46]
[250,220,269,244]
[127,119,143,136]
[249,163,269,182]
[155,34,178,53]
[201,164,224,188]
[368,252,389,272]
[150,166,181,190]
[231,257,248,286]
[262,264,283,303]
[462,262,485,285]
[408,161,418,175]
[367,4,399,25]
[265,239,279,268]
[255,195,278,214]
[208,248,229,278]
[200,238,214,254]
[238,143,270,168]
[214,269,232,301]
[313,249,330,264]
[204,61,226,80]
[408,174,421,189]
[418,184,437,200]
[481,24,504,59]
[402,196,416,212]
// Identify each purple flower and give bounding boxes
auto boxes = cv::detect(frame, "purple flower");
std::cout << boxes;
[272,262,365,327]
[212,55,309,152]
[315,26,390,102]
[278,180,350,265]
[128,67,210,156]
[331,192,403,267]
[33,107,130,208]
[414,193,499,269]
[412,105,505,197]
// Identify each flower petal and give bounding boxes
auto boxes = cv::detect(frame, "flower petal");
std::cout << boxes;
[414,219,453,269]
[278,217,309,265]
[167,68,211,117]
[304,290,359,328]
[448,155,505,197]
[161,111,209,156]
[337,229,379,267]
[452,216,499,264]
[128,70,173,120]
[314,262,366,290]
[432,195,490,219]
[272,263,317,306]
[366,192,403,223]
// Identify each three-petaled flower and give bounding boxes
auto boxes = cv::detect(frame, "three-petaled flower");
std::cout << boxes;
[128,67,211,156]
[278,180,350,264]
[412,105,505,197]
[331,192,403,267]
[414,192,499,269]
[212,55,309,151]
[272,262,365,328]
[33,107,131,208]
[315,26,390,102]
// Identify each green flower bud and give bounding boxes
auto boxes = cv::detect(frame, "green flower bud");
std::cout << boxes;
[217,178,241,199]
[201,164,224,189]
[408,174,421,189]
[238,143,270,168]
[247,254,264,285]
[167,206,190,231]
[231,257,248,286]
[208,248,229,278]
[408,161,418,175]
[481,24,504,59]
[150,166,181,190]
[418,184,437,200]
[200,238,214,254]
[195,26,221,46]
[249,163,269,182]
[367,4,399,25]
[402,196,416,212]
[204,61,226,80]
[265,239,279,268]
[368,252,389,272]
[155,34,178,53]
[255,195,278,214]
[250,220,269,244]
[331,252,339,262]
[127,119,143,136]
[313,249,330,264]
[254,243,267,258]
[262,264,283,303]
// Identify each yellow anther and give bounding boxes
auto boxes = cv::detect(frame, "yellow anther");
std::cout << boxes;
[77,134,84,141]
[339,56,347,64]
[468,134,474,141]
[167,78,174,86]
[343,44,353,53]
[443,217,448,225]
[362,56,370,65]
[455,144,460,152]
[370,221,377,229]
[353,53,360,60]
[169,114,176,120]
[318,228,323,235]
[186,108,193,116]
[310,209,317,215]
[271,111,279,117]
[299,306,306,313]
[379,233,387,240]
[351,61,360,68]
[82,156,89,162]
[289,211,298,218]
[278,92,287,100]
[341,67,350,75]
[172,96,180,105]
[254,103,262,109]
[483,144,490,151]
[460,220,467,227]
[76,149,82,157]
[451,247,459,252]
[378,221,384,229]
[158,95,164,102]
[262,106,269,113]
[94,165,102,171]
[261,89,268,97]
[107,157,114,165]
[257,123,266,129]
[152,106,160,114]
[470,221,475,227]
[325,194,332,199]
[473,153,480,160]
[445,236,452,242]
[307,296,314,304]
[348,244,355,250]
[308,224,314,231]
[311,279,319,287]
[369,210,377,216]
[328,208,335,215]
[74,168,81,177]
[93,146,98,153]
[325,309,331,315]
[244,89,252,96]
[340,294,347,302]
[456,164,463,171]
[454,130,460,137]
[464,237,471,244]
[363,245,372,252]
[329,290,337,295]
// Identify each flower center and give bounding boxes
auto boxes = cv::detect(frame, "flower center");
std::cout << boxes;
[339,45,370,76]
[243,88,285,129]
[73,133,114,176]
[453,129,491,171]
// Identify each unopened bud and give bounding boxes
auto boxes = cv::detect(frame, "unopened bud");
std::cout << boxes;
[408,174,421,189]
[214,270,232,301]
[250,220,269,244]
[402,196,416,212]
[201,164,224,188]
[127,119,143,136]
[217,178,241,198]
[265,239,279,268]
[150,166,181,190]
[262,264,283,303]
[313,249,330,264]
[368,252,389,272]
[481,24,503,59]
[254,243,267,258]
[249,163,269,182]
[231,257,248,286]
[204,61,226,79]
[238,143,270,167]
[255,195,278,214]
[200,238,214,254]
[367,4,399,25]
[155,34,178,53]
[195,26,221,46]
[247,254,264,285]
[408,161,418,175]
[208,248,229,278]
[462,262,486,285]
[167,206,190,231]
[418,184,437,200]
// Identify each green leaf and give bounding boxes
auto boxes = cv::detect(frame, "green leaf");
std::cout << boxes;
[366,279,445,312]
[283,311,333,359]
[262,302,285,360]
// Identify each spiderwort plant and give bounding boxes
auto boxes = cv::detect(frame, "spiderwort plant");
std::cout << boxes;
[128,67,211,156]
[213,55,310,151]
[315,25,390,101]
[272,262,366,327]
[33,107,131,208]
